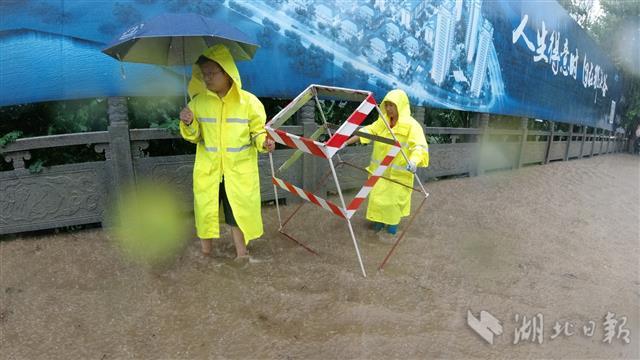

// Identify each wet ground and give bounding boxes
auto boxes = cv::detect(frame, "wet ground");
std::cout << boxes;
[1,154,639,359]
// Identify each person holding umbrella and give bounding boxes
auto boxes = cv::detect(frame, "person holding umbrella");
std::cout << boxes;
[179,44,275,259]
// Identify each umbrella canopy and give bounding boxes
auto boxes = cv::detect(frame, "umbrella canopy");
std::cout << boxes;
[101,13,259,65]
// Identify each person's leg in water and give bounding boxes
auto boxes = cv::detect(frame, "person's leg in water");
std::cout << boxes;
[201,238,212,256]
[220,178,248,259]
[230,226,248,258]
[387,224,398,235]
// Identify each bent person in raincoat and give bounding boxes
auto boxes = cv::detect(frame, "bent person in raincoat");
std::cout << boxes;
[344,89,429,235]
[179,44,275,258]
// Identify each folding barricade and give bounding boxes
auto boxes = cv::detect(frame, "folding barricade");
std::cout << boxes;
[266,84,429,277]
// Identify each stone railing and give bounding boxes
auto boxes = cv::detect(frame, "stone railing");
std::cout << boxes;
[0,98,628,235]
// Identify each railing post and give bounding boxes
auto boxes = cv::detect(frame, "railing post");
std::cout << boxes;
[469,112,480,144]
[617,133,622,153]
[475,113,490,176]
[2,150,31,173]
[579,126,587,158]
[564,124,574,161]
[517,117,528,168]
[107,97,135,190]
[619,133,623,153]
[544,121,555,164]
[590,128,597,157]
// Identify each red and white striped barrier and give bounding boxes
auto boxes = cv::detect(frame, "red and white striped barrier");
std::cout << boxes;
[271,176,346,218]
[324,94,377,158]
[266,128,328,158]
[266,84,430,277]
[265,85,377,160]
[344,143,401,218]
[271,141,401,220]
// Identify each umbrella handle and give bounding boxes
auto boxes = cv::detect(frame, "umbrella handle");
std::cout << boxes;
[182,37,188,107]
[182,68,188,107]
[116,53,127,80]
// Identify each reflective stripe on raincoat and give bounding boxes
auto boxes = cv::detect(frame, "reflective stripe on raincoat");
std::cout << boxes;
[359,89,429,225]
[179,44,267,243]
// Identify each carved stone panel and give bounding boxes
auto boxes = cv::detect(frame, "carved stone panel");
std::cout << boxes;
[522,142,547,164]
[593,141,603,155]
[133,155,193,211]
[133,151,303,205]
[480,142,519,171]
[0,163,107,234]
[550,141,567,160]
[423,143,475,177]
[568,141,581,158]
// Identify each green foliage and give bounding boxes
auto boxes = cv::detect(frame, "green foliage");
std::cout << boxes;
[0,130,22,148]
[46,98,109,134]
[315,100,356,125]
[0,98,108,137]
[0,96,183,170]
[150,119,180,135]
[560,0,640,134]
[427,135,449,145]
[28,159,45,174]
[591,0,640,134]
[557,0,599,31]
[127,96,182,129]
[425,108,469,128]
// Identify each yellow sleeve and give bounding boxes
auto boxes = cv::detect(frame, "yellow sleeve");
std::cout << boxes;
[407,120,429,167]
[248,95,267,153]
[359,118,386,145]
[179,102,201,144]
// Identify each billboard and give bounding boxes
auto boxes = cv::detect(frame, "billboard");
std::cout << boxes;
[0,0,623,129]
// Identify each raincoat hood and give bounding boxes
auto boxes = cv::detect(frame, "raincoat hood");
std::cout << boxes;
[380,89,411,122]
[188,44,242,100]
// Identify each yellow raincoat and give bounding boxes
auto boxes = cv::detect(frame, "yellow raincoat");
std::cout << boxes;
[179,45,267,243]
[360,89,429,225]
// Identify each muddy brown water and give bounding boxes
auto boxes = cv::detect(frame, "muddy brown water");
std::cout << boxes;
[1,154,639,359]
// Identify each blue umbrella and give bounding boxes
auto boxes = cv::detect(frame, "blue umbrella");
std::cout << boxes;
[102,13,259,103]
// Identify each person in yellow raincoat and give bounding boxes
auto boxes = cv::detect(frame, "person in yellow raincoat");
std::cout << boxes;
[344,89,429,235]
[179,44,275,258]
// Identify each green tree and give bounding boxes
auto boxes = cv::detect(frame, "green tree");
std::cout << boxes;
[557,0,600,30]
[561,0,640,140]
[590,0,640,137]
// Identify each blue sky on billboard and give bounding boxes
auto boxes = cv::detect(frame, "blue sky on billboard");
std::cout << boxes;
[0,0,624,129]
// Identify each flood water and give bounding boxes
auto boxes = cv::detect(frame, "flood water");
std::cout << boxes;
[1,154,638,359]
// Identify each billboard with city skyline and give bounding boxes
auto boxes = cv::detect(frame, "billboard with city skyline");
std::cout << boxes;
[0,0,623,129]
